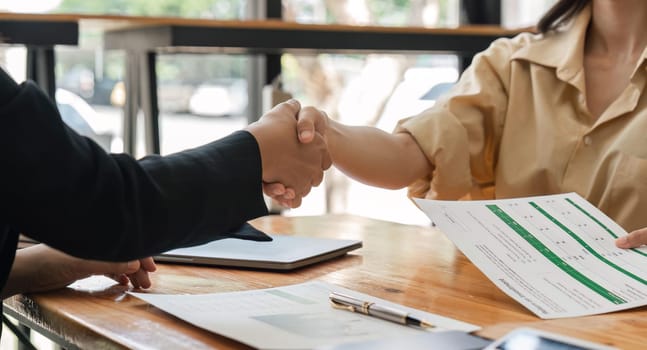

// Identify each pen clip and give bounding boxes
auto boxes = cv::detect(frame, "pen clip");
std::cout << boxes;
[330,297,356,312]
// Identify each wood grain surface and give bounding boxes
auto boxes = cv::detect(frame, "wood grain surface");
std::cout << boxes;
[4,215,645,349]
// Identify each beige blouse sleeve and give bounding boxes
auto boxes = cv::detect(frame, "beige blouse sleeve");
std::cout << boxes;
[395,37,517,200]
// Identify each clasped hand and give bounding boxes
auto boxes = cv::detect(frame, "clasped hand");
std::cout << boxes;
[247,99,331,208]
[252,101,647,250]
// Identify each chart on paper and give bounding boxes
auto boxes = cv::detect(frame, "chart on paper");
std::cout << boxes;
[415,192,647,319]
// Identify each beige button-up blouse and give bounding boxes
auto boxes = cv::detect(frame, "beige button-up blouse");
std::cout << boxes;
[397,5,647,231]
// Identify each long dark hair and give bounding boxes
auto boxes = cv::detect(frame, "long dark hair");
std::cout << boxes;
[537,0,590,33]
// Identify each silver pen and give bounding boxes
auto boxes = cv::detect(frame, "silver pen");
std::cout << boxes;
[329,292,435,329]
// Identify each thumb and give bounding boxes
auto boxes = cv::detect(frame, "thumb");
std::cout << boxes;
[616,228,647,248]
[297,107,327,143]
[297,117,316,143]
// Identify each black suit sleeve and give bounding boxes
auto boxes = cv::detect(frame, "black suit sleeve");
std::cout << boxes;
[0,74,269,261]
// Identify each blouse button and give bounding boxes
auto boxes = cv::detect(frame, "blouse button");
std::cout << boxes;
[583,136,592,146]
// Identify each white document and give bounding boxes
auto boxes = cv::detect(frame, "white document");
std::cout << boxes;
[131,281,479,349]
[414,192,647,319]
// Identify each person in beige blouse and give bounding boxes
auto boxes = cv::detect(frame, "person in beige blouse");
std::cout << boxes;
[269,0,647,247]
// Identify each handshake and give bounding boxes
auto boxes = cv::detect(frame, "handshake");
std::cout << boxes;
[246,99,331,209]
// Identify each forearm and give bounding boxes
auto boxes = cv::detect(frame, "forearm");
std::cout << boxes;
[1,249,31,298]
[1,245,147,298]
[327,119,432,189]
[0,80,267,261]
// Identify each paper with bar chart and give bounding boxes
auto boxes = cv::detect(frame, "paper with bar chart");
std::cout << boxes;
[415,192,647,319]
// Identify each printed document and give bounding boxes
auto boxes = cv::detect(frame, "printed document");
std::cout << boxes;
[414,192,647,319]
[131,281,479,349]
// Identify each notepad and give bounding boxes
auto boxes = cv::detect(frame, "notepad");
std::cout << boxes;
[155,234,362,270]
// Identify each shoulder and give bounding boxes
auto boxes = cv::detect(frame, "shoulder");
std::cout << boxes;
[461,32,544,85]
[479,32,545,61]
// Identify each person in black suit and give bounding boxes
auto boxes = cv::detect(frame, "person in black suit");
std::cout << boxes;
[0,67,330,298]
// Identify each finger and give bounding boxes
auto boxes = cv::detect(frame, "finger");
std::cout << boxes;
[279,199,292,208]
[273,188,295,201]
[271,193,292,204]
[129,274,141,289]
[312,169,324,187]
[140,257,157,272]
[289,197,303,208]
[616,228,647,248]
[118,274,130,285]
[124,260,140,274]
[322,149,332,170]
[263,182,287,197]
[270,98,301,118]
[268,194,286,203]
[293,185,311,201]
[297,107,327,143]
[128,268,152,289]
[116,274,129,285]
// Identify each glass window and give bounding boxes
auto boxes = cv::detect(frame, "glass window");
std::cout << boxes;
[155,54,249,155]
[49,1,253,155]
[279,0,462,224]
[284,0,460,27]
[0,0,255,155]
[0,46,27,82]
[0,0,250,19]
[281,52,457,224]
[502,0,556,28]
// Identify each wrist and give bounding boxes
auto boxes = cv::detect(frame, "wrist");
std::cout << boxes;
[326,119,344,163]
[245,121,282,182]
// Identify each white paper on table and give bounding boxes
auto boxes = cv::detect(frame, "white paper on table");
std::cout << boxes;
[130,280,479,349]
[414,192,647,319]
[68,275,119,292]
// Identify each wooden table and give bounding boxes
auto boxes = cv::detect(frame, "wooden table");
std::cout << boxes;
[4,215,645,349]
